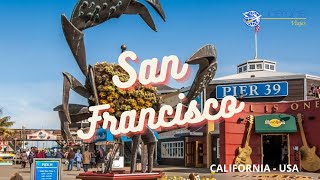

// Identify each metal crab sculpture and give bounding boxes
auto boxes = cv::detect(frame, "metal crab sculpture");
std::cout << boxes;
[54,0,217,174]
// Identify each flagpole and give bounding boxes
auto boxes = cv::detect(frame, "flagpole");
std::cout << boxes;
[255,29,258,59]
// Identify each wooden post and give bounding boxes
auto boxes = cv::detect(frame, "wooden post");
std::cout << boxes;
[207,122,214,168]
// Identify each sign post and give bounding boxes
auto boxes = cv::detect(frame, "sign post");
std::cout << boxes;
[31,158,62,180]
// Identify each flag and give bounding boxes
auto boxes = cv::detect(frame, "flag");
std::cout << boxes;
[255,25,260,32]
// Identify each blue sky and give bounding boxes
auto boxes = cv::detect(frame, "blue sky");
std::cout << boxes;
[0,0,319,129]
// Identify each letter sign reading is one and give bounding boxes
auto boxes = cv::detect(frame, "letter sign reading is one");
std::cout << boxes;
[216,82,288,99]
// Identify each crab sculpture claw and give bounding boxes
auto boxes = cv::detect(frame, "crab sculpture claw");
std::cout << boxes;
[185,45,217,104]
[62,0,166,77]
[70,0,166,31]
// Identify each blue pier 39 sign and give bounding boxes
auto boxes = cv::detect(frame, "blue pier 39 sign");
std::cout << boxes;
[216,81,288,99]
[31,158,61,180]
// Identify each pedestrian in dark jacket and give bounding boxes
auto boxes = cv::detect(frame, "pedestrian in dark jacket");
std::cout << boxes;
[55,149,64,159]
[96,148,105,172]
[95,150,102,172]
[27,151,35,169]
[90,151,96,168]
[67,148,75,171]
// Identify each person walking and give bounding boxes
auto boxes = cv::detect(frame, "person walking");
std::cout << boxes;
[20,151,28,168]
[104,149,113,173]
[99,148,106,173]
[26,149,30,157]
[95,150,100,171]
[82,148,91,172]
[64,151,69,159]
[36,150,45,158]
[55,149,64,159]
[90,151,96,169]
[75,149,83,171]
[67,148,75,171]
[95,149,103,172]
[45,150,52,158]
[27,150,35,169]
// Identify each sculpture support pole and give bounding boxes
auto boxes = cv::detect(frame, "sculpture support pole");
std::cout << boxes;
[154,142,158,165]
[147,143,155,173]
[141,142,148,173]
[130,136,140,173]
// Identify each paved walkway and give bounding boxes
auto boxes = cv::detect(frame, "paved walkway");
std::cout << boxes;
[1,164,320,180]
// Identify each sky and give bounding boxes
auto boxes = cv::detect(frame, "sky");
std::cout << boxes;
[0,0,319,130]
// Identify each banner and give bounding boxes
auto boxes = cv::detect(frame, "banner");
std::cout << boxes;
[27,130,57,141]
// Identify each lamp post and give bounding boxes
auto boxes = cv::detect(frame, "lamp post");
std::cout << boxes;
[14,138,17,165]
[22,125,26,150]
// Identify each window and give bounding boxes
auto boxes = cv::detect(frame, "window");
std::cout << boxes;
[249,64,255,70]
[256,64,262,69]
[270,65,275,70]
[238,67,242,73]
[243,65,247,72]
[265,64,270,69]
[161,141,184,158]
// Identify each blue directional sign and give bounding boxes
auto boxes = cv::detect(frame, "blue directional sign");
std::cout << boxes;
[216,81,288,99]
[32,159,61,180]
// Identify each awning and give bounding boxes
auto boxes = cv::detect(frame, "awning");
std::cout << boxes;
[174,127,204,138]
[175,132,204,137]
[255,114,297,133]
[94,128,159,143]
[94,128,114,143]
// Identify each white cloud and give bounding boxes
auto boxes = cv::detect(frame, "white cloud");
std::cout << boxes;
[0,82,87,129]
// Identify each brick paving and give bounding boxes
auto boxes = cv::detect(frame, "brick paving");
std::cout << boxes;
[1,164,320,180]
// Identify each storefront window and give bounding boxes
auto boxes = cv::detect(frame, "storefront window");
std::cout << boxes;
[161,141,184,158]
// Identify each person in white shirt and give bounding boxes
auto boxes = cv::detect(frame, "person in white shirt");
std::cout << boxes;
[26,149,30,157]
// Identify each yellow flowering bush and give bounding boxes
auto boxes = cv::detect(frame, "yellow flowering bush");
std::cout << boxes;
[93,62,161,118]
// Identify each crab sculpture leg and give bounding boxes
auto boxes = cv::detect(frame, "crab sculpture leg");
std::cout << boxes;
[54,104,92,142]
